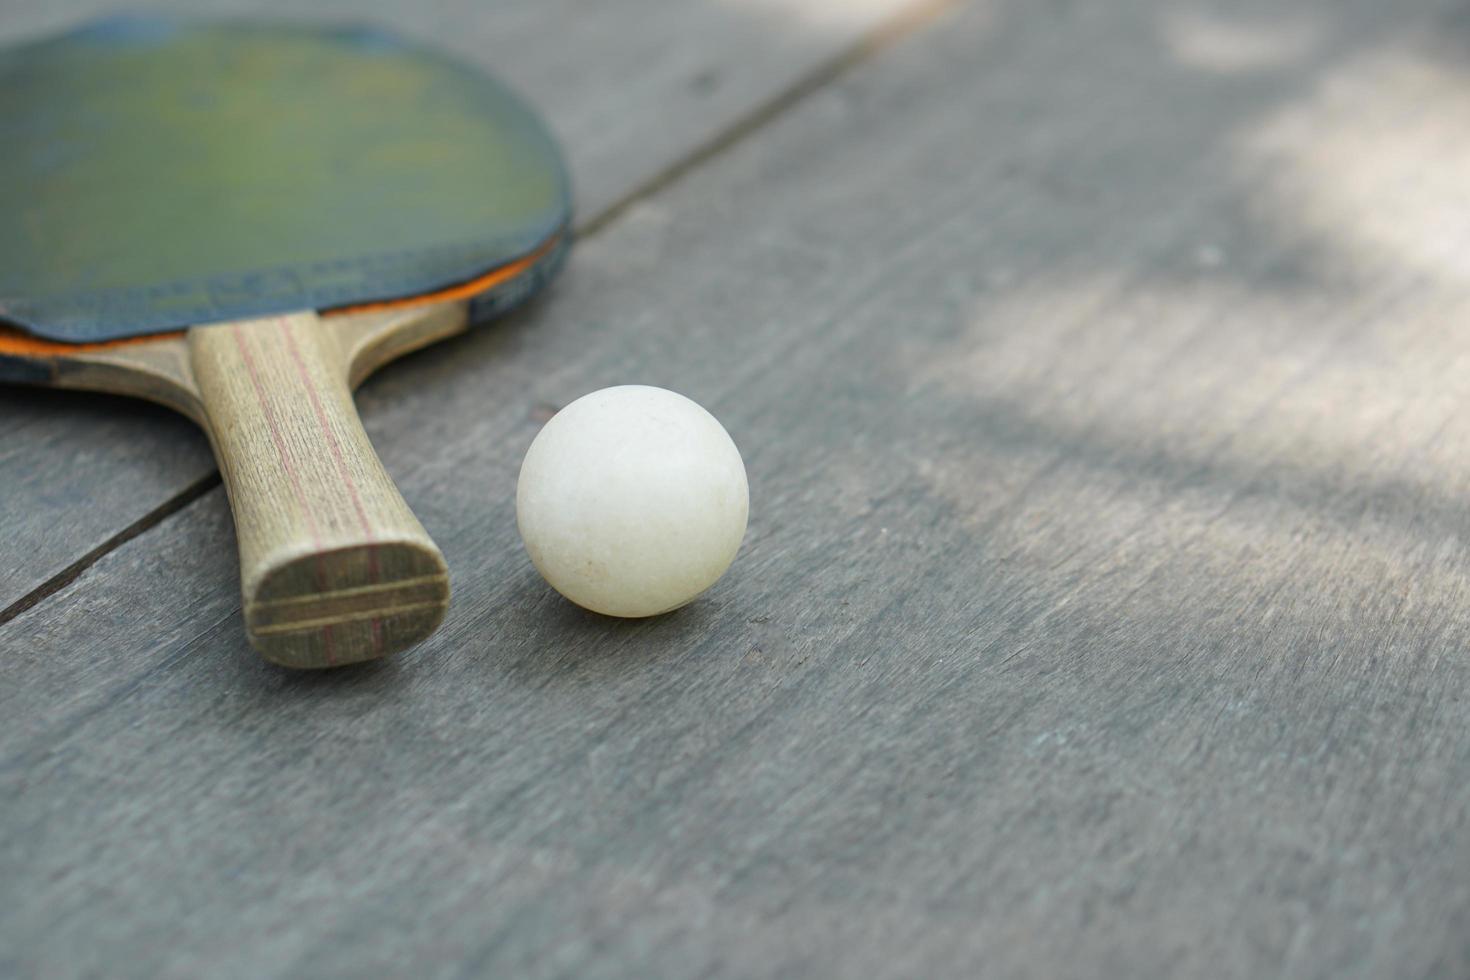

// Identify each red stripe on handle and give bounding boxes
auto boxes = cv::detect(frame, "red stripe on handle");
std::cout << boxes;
[231,325,338,665]
[275,318,384,658]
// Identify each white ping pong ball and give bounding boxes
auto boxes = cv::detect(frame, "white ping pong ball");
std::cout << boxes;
[516,385,749,618]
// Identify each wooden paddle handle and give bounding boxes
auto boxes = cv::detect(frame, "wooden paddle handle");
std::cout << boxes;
[190,312,449,668]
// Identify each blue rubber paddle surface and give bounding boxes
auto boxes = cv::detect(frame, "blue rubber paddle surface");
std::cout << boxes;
[0,16,571,342]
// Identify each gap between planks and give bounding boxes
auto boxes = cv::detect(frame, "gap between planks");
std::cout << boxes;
[0,472,222,626]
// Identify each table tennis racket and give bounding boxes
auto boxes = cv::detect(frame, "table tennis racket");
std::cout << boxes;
[0,16,572,668]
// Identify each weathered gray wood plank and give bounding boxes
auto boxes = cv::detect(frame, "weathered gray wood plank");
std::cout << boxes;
[0,0,920,613]
[6,0,1470,977]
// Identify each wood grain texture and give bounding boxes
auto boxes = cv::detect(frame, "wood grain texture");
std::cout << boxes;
[0,0,921,614]
[6,0,1470,977]
[190,314,450,667]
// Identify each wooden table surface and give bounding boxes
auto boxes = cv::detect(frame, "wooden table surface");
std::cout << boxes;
[4,1,1470,977]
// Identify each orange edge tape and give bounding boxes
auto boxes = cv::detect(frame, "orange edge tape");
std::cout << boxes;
[0,235,560,358]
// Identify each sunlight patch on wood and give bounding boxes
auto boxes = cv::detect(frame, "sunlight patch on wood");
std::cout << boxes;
[727,0,929,33]
[1239,42,1470,286]
[1160,5,1323,74]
